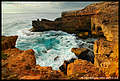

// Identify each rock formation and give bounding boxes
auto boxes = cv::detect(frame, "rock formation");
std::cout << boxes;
[67,59,105,79]
[1,36,66,80]
[71,48,94,63]
[1,1,119,80]
[1,36,18,50]
[94,38,118,77]
[60,1,119,79]
[19,65,65,80]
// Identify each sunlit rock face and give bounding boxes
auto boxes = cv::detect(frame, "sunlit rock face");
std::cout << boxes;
[94,38,118,77]
[92,2,119,77]
[59,1,119,78]
[31,15,91,35]
[6,49,36,74]
[19,65,65,80]
[1,1,119,80]
[1,36,36,80]
[67,59,105,78]
[1,36,66,80]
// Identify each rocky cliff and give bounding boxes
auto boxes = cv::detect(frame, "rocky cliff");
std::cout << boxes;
[1,1,119,80]
[59,1,118,79]
[66,1,119,78]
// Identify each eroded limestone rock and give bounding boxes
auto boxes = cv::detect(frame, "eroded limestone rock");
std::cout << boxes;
[94,38,118,77]
[67,59,105,79]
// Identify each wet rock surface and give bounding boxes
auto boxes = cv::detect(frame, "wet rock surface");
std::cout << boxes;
[1,1,119,80]
[1,36,18,50]
[71,48,94,63]
[59,58,76,75]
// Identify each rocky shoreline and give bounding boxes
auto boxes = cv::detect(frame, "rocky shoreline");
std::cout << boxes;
[1,1,119,80]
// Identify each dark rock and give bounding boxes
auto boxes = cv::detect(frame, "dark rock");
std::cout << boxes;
[71,48,94,63]
[41,19,53,22]
[55,17,62,21]
[30,15,91,34]
[59,58,76,75]
[1,36,18,50]
[54,56,59,61]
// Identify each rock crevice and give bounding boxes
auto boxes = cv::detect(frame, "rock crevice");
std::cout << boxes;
[1,1,119,80]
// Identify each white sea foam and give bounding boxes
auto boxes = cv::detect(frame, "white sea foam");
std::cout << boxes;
[15,28,96,70]
[2,12,97,70]
[16,28,79,70]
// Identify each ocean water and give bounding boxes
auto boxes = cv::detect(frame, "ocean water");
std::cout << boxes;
[2,13,61,36]
[2,13,96,70]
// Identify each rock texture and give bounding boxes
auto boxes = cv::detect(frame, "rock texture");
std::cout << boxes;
[30,16,91,35]
[71,48,94,63]
[1,1,119,80]
[30,2,118,39]
[59,58,76,75]
[1,36,66,80]
[61,1,119,79]
[90,1,119,77]
[90,2,118,41]
[1,36,18,50]
[94,38,118,77]
[19,65,65,80]
[67,59,105,79]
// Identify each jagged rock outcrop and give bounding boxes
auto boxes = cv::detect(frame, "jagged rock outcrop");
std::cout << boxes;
[30,1,118,39]
[2,1,119,80]
[59,58,76,75]
[71,48,94,63]
[61,1,119,79]
[1,36,18,50]
[30,5,94,36]
[94,38,118,77]
[91,1,119,77]
[30,19,61,32]
[90,2,118,41]
[67,59,105,79]
[6,49,36,74]
[1,36,36,80]
[30,15,91,35]
[71,48,87,56]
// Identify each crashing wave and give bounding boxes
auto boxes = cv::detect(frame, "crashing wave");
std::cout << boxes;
[15,28,95,70]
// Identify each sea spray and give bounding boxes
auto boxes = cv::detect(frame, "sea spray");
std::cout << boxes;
[16,28,96,70]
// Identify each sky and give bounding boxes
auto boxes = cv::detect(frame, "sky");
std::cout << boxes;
[2,1,99,14]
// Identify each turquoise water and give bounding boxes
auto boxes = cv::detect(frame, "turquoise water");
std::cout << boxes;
[15,28,95,70]
[2,2,98,70]
[15,28,79,70]
[2,13,96,70]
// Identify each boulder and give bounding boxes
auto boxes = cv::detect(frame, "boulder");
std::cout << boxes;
[71,48,94,63]
[7,49,36,74]
[71,48,87,56]
[67,59,105,79]
[59,58,76,75]
[1,36,18,50]
[2,48,36,80]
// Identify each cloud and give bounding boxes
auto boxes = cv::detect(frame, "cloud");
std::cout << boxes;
[2,1,99,13]
[2,2,57,13]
